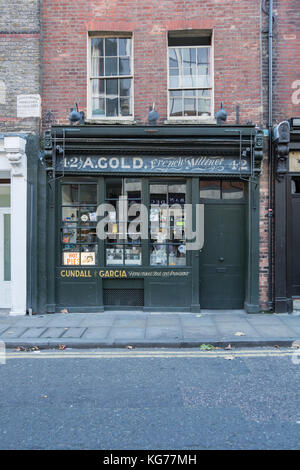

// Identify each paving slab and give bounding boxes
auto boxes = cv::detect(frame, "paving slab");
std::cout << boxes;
[113,318,146,328]
[108,327,145,340]
[40,328,67,338]
[61,327,86,338]
[81,327,111,339]
[1,328,28,338]
[79,316,115,327]
[146,326,182,340]
[20,328,47,338]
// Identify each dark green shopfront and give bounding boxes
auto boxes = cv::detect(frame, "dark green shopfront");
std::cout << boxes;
[35,125,264,314]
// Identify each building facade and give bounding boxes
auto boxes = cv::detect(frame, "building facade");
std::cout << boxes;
[33,0,271,314]
[0,1,41,314]
[2,0,298,314]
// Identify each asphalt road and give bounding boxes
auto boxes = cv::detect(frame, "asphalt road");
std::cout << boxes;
[0,348,299,450]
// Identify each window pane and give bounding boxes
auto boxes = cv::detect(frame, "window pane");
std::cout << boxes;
[106,78,118,95]
[92,79,104,95]
[150,184,168,204]
[105,57,118,76]
[80,185,97,204]
[222,181,244,199]
[169,49,178,68]
[62,207,78,222]
[183,98,196,116]
[80,227,97,243]
[197,47,209,64]
[200,180,221,199]
[168,244,186,266]
[169,98,182,117]
[120,78,131,96]
[91,38,104,57]
[119,57,131,75]
[125,245,142,265]
[291,177,300,194]
[106,97,118,116]
[198,89,211,115]
[124,179,141,199]
[106,245,124,265]
[91,57,104,76]
[81,249,96,265]
[63,251,80,266]
[62,184,79,205]
[120,98,131,116]
[62,228,80,244]
[150,244,167,266]
[0,185,10,207]
[106,179,122,199]
[119,38,131,56]
[92,97,105,115]
[169,74,179,88]
[182,48,196,67]
[105,38,117,56]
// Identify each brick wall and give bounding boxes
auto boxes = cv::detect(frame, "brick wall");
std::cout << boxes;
[273,0,300,123]
[0,1,41,133]
[42,0,263,126]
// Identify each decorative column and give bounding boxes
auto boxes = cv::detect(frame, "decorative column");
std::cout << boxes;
[4,135,27,315]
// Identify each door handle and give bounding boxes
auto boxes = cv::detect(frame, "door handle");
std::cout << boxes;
[219,257,224,262]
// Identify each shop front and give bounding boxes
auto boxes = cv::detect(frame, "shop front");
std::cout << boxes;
[39,125,263,313]
[274,118,300,312]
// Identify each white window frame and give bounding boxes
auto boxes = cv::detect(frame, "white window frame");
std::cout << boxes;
[167,42,214,121]
[87,33,134,122]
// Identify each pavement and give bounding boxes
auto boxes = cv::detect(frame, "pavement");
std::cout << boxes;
[0,310,299,349]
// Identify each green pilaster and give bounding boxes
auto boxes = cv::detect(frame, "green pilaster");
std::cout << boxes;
[191,177,200,312]
[244,177,260,313]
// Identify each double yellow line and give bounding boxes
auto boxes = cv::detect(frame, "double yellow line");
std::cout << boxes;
[4,348,299,360]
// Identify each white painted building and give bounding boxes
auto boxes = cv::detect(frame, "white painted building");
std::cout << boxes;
[0,134,27,315]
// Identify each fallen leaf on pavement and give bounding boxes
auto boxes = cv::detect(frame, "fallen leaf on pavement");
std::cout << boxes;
[234,331,246,336]
[200,344,214,350]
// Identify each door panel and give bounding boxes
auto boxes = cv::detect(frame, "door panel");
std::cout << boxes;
[199,204,245,309]
[291,198,300,295]
[0,208,11,308]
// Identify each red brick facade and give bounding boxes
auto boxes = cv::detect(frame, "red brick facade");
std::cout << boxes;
[42,0,263,126]
[273,0,300,123]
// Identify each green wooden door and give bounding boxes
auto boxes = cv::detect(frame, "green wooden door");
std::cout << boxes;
[199,204,246,309]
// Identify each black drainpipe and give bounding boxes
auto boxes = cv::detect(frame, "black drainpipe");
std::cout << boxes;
[268,0,274,310]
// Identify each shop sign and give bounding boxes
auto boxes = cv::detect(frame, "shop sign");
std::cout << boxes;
[57,155,250,174]
[58,268,191,279]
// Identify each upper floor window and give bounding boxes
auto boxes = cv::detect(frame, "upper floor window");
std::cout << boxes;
[168,31,212,119]
[89,36,133,119]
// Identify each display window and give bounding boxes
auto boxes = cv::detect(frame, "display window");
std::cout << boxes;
[149,180,186,266]
[104,178,142,266]
[61,181,98,265]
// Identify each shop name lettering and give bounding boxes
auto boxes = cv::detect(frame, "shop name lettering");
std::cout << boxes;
[60,269,127,278]
[59,269,190,278]
[59,156,249,173]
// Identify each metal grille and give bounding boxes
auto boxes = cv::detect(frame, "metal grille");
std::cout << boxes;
[103,288,144,307]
